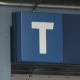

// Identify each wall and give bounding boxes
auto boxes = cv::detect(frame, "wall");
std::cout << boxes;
[0,5,80,80]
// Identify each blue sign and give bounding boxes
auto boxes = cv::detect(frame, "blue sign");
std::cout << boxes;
[12,12,80,64]
[12,12,63,63]
[63,14,80,64]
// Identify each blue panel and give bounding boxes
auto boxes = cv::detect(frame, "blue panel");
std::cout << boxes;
[12,13,17,62]
[63,14,80,64]
[17,13,22,62]
[12,12,22,62]
[15,12,63,63]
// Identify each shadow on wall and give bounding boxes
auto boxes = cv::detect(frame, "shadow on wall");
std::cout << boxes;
[10,26,12,62]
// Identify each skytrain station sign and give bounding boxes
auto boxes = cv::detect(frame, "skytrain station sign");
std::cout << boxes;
[12,12,80,64]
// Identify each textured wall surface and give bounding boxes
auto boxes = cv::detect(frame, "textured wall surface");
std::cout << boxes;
[0,6,32,80]
[1,5,80,80]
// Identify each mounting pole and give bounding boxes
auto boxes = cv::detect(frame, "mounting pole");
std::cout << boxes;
[33,0,43,12]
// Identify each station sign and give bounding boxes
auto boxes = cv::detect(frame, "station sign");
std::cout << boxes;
[12,12,80,64]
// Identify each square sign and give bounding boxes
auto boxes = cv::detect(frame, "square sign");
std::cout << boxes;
[12,12,63,63]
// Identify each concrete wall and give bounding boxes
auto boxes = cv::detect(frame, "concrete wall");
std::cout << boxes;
[0,5,80,80]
